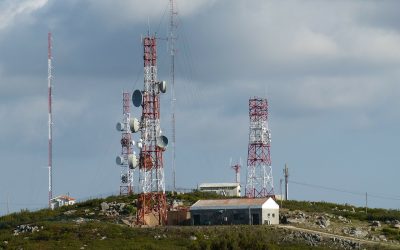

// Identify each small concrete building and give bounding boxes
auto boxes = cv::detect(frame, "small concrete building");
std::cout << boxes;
[190,197,279,225]
[50,195,76,210]
[198,183,241,197]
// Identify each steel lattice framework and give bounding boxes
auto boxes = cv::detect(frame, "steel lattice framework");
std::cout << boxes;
[245,97,275,198]
[119,92,134,195]
[137,36,167,225]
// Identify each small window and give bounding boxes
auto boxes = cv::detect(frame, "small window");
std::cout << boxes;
[268,213,270,217]
[272,213,275,218]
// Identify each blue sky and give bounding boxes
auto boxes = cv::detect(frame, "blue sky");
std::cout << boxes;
[0,0,399,215]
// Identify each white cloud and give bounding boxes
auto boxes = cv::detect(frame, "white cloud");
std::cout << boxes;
[345,27,400,64]
[0,93,88,144]
[0,0,48,30]
[86,0,216,27]
[291,29,338,58]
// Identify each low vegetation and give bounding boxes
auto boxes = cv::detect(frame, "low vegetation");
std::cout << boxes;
[282,200,400,222]
[0,192,399,249]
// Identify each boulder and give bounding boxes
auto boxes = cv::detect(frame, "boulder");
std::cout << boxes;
[349,228,368,238]
[338,215,351,224]
[13,224,39,236]
[379,235,387,241]
[101,202,109,212]
[64,210,76,215]
[371,220,381,227]
[316,216,330,228]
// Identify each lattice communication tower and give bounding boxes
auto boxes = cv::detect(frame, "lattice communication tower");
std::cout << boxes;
[132,36,168,225]
[115,92,137,195]
[245,97,275,198]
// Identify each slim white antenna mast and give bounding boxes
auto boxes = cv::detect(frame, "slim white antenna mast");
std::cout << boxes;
[48,32,53,208]
[169,0,178,193]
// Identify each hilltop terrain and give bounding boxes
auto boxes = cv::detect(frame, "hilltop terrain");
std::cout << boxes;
[1,192,400,249]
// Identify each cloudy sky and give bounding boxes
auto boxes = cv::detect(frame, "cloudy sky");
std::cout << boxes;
[1,0,399,214]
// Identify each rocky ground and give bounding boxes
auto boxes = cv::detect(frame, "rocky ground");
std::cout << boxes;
[282,229,362,249]
[280,208,400,247]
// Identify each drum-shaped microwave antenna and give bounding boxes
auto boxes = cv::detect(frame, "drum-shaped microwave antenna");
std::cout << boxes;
[156,135,168,149]
[116,122,127,131]
[116,155,125,165]
[128,154,138,169]
[132,89,143,107]
[130,118,140,133]
[158,81,167,93]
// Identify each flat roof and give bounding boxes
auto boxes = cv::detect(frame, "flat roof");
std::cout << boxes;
[52,195,76,201]
[199,183,240,188]
[190,198,278,210]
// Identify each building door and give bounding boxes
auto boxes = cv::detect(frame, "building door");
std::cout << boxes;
[193,214,200,225]
[251,213,259,225]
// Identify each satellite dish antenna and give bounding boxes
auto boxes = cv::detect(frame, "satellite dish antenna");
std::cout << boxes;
[116,122,127,131]
[128,154,138,169]
[116,155,125,165]
[158,81,167,93]
[130,118,140,133]
[132,89,143,107]
[156,135,168,149]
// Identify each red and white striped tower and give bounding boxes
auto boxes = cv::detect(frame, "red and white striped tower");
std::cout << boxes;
[116,92,134,195]
[245,97,275,198]
[136,36,168,225]
[231,160,241,184]
[47,32,53,208]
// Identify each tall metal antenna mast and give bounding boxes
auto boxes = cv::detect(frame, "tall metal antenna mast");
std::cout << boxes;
[169,0,178,193]
[231,159,241,184]
[115,92,136,195]
[47,32,53,208]
[135,36,168,225]
[245,97,275,198]
[284,164,289,200]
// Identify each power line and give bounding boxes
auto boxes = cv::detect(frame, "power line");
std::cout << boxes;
[290,179,400,202]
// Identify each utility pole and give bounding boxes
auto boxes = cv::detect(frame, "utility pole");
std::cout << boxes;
[284,164,289,200]
[6,194,10,214]
[279,179,283,208]
[365,192,368,215]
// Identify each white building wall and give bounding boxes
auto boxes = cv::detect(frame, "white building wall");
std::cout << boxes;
[262,208,279,225]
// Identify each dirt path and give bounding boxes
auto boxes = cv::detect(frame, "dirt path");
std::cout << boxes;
[276,224,400,249]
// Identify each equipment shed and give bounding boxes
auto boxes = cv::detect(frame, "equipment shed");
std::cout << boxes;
[190,197,279,225]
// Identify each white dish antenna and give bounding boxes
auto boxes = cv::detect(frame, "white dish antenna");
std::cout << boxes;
[156,135,168,149]
[128,154,138,169]
[116,122,127,131]
[116,155,125,165]
[130,118,140,133]
[158,81,167,93]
